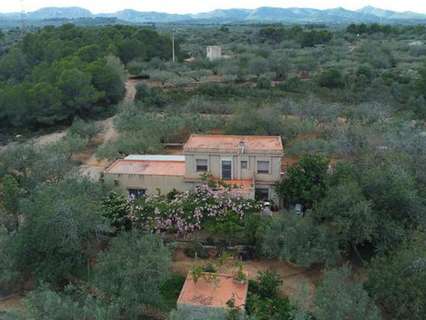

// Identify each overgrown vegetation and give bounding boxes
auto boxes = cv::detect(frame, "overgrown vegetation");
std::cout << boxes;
[0,24,175,132]
[1,20,426,320]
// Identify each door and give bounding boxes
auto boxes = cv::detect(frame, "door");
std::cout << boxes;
[128,188,146,200]
[255,187,270,201]
[221,160,232,180]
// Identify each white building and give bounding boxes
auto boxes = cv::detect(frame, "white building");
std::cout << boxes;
[207,46,222,61]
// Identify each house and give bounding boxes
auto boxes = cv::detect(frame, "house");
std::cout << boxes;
[103,134,284,202]
[176,272,248,319]
[207,46,222,61]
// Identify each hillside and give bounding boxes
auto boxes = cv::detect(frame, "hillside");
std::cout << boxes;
[1,6,426,24]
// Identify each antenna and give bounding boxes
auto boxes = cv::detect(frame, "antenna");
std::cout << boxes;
[172,30,176,63]
[20,0,26,34]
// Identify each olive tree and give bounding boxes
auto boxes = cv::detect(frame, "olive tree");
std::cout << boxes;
[314,266,381,320]
[313,181,376,259]
[93,232,171,319]
[12,177,107,283]
[261,215,341,267]
[367,234,426,320]
[275,154,329,208]
[1,284,120,320]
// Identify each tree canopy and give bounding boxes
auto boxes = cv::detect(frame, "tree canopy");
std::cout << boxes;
[275,154,329,208]
[367,234,426,320]
[313,266,381,320]
[0,24,176,129]
[93,232,171,319]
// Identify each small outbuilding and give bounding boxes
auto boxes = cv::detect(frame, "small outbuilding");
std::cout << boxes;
[207,46,222,61]
[177,272,248,319]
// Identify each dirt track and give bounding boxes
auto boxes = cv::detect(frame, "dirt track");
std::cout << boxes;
[0,79,141,179]
[0,294,24,314]
[78,79,141,179]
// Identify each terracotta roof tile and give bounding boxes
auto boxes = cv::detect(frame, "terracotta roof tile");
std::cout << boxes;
[105,160,185,176]
[184,134,283,154]
[177,273,248,310]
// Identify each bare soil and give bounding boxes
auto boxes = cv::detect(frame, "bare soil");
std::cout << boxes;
[76,78,144,178]
[125,79,139,102]
[0,294,25,313]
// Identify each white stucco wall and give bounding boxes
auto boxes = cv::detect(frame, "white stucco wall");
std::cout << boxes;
[104,173,190,196]
[185,152,281,182]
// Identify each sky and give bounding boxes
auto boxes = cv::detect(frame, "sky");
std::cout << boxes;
[1,0,426,14]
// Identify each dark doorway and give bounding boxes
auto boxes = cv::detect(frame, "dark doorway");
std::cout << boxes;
[255,188,270,201]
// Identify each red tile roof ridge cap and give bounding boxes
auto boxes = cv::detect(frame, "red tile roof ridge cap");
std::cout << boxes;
[188,133,282,139]
[112,159,185,163]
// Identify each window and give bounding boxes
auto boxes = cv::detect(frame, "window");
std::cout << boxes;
[196,159,208,172]
[257,161,270,174]
[128,189,145,200]
[221,160,232,180]
[255,188,270,201]
[241,161,248,169]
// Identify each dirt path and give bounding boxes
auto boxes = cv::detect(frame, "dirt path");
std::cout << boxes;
[125,79,139,102]
[33,131,67,146]
[0,130,67,155]
[0,295,25,313]
[0,78,142,182]
[92,78,140,150]
[78,78,142,179]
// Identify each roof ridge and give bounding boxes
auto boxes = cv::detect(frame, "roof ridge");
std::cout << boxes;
[119,159,185,163]
[189,133,282,138]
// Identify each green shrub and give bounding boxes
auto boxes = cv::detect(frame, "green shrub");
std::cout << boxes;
[366,235,426,320]
[317,68,345,89]
[184,95,234,114]
[279,77,304,92]
[253,271,283,299]
[68,118,100,139]
[101,192,132,231]
[160,273,186,311]
[314,266,381,320]
[135,83,167,108]
[196,83,240,97]
[246,271,294,320]
[203,263,217,273]
[256,76,272,89]
[261,215,341,267]
[93,232,171,318]
[13,284,120,320]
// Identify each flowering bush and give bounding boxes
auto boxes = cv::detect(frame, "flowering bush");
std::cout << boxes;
[130,185,262,235]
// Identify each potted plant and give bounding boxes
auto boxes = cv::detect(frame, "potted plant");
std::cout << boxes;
[233,262,247,284]
[190,265,204,283]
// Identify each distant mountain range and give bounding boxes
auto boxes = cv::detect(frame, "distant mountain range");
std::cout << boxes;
[1,6,426,24]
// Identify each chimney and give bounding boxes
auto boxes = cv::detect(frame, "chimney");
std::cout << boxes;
[239,141,245,154]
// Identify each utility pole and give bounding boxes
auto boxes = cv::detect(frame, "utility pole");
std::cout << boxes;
[172,30,176,63]
[20,0,26,35]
